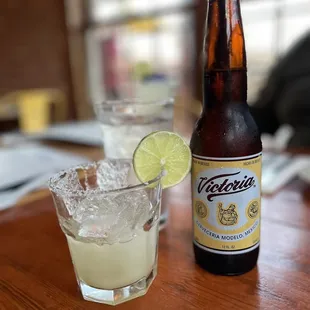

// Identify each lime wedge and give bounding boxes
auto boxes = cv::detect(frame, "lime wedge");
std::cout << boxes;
[133,131,192,189]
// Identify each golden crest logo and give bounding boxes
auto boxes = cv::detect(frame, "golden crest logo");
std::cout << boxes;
[192,153,262,254]
[217,203,238,226]
[247,200,259,219]
[195,200,208,219]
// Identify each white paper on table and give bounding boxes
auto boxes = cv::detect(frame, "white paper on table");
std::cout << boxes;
[262,153,310,194]
[0,143,89,192]
[0,173,53,211]
[39,121,103,146]
[1,121,103,146]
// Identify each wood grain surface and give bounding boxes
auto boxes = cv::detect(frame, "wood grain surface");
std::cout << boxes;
[1,174,310,310]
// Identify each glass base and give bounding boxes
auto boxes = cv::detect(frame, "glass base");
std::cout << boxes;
[79,267,157,305]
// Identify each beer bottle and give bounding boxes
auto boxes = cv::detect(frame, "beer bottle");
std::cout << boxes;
[190,0,262,275]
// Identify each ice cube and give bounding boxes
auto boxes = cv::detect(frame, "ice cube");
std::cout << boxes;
[74,195,126,243]
[114,190,151,229]
[55,170,85,215]
[78,213,121,241]
[73,195,117,223]
[58,170,83,192]
[73,189,153,244]
[96,160,131,191]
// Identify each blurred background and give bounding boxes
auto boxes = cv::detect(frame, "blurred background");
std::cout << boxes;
[0,0,310,207]
[0,0,309,139]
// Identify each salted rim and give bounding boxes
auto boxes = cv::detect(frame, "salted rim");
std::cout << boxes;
[93,97,174,109]
[48,159,162,198]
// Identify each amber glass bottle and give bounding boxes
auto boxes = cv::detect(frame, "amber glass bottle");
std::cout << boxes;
[190,0,262,275]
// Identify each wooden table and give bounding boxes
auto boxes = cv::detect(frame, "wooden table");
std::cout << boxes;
[1,146,310,309]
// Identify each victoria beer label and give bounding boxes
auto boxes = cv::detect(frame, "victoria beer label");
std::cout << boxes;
[192,153,262,254]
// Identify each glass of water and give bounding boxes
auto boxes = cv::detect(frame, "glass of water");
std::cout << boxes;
[49,159,162,305]
[93,98,174,158]
[93,98,174,229]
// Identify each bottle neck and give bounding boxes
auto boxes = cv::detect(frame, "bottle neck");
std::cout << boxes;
[203,0,247,109]
[204,70,247,109]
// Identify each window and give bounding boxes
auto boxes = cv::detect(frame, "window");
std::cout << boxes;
[87,1,195,102]
[90,0,193,23]
[242,0,310,103]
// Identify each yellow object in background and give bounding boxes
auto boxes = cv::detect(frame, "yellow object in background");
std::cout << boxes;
[18,92,51,134]
[132,62,153,81]
[0,89,67,134]
[126,18,159,32]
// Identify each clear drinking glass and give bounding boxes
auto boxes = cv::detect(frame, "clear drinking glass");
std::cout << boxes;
[93,98,174,158]
[93,98,174,229]
[49,159,162,305]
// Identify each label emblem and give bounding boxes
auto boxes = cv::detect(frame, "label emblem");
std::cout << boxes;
[247,200,259,219]
[195,201,208,219]
[217,203,238,226]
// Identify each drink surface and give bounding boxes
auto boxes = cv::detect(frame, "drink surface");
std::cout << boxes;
[66,224,158,290]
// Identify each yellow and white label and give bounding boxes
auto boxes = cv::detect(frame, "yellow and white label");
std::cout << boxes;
[192,153,262,255]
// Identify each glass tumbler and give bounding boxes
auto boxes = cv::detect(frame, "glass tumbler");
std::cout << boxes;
[49,159,162,305]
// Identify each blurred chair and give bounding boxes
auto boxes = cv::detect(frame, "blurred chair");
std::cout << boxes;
[0,89,67,134]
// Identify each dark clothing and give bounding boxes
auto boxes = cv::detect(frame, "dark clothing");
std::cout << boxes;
[250,32,310,147]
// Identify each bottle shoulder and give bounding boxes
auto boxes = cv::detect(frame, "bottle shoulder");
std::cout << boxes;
[190,104,262,157]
